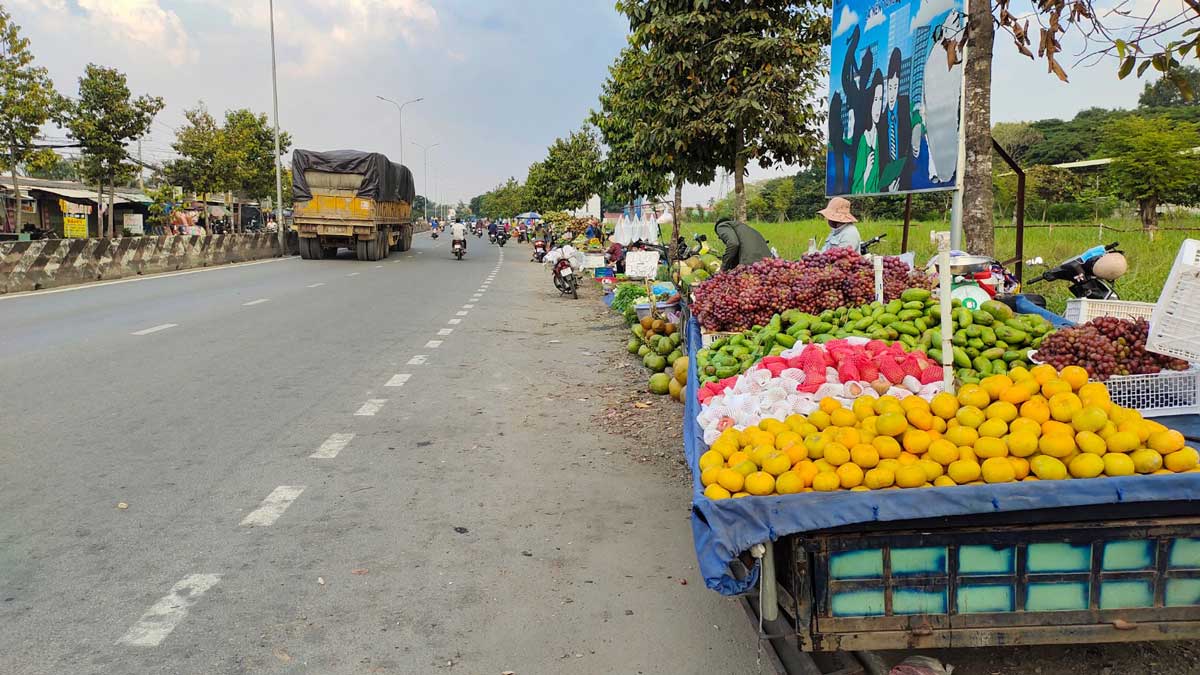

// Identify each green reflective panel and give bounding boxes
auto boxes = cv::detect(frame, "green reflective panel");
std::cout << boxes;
[1027,543,1090,573]
[1168,538,1200,569]
[1026,582,1089,611]
[830,549,883,579]
[959,545,1014,575]
[1102,540,1154,571]
[891,547,946,576]
[1166,579,1200,607]
[957,584,1014,613]
[830,589,886,617]
[893,588,947,615]
[1100,580,1153,609]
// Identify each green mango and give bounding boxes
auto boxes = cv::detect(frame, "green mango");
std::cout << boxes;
[972,310,994,326]
[901,288,932,302]
[902,300,926,310]
[952,347,972,369]
[973,356,993,375]
[967,337,986,350]
[894,321,920,337]
[897,309,923,321]
[774,333,797,348]
[980,300,1015,321]
[876,313,899,325]
[981,347,1005,360]
[885,300,903,314]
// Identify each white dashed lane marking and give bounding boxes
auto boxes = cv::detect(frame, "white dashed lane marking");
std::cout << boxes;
[242,298,270,306]
[425,340,443,348]
[438,328,453,336]
[117,573,221,647]
[131,323,178,336]
[456,311,469,316]
[240,486,306,526]
[311,433,354,459]
[347,272,360,277]
[307,282,325,288]
[355,399,388,416]
[448,318,462,325]
[463,304,475,309]
[385,373,412,387]
[408,355,428,365]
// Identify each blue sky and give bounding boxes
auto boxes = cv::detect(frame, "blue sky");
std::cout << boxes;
[5,0,1171,206]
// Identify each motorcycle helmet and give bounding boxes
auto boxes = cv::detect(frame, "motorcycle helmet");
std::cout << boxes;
[1092,252,1128,281]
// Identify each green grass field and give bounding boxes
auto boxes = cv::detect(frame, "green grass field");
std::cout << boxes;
[677,218,1200,315]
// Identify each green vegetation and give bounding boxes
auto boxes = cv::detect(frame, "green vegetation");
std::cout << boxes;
[677,218,1200,314]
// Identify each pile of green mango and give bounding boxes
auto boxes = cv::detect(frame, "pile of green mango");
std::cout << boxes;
[627,318,684,374]
[696,314,795,384]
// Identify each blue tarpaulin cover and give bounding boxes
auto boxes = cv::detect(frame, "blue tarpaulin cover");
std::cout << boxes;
[683,317,1200,596]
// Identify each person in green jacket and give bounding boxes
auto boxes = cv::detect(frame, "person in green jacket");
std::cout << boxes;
[851,69,885,195]
[714,217,772,271]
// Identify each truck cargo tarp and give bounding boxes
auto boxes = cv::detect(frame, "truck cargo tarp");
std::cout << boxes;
[683,317,1200,596]
[291,149,415,203]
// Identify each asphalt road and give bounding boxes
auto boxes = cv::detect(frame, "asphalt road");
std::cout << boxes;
[0,233,760,674]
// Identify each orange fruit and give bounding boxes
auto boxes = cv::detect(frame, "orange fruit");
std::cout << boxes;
[794,460,819,485]
[850,444,881,469]
[727,450,751,467]
[775,431,801,451]
[918,458,944,481]
[812,472,841,491]
[897,451,920,465]
[717,468,746,492]
[1030,364,1059,385]
[955,406,986,429]
[701,466,722,486]
[874,395,903,415]
[978,417,1009,439]
[830,408,858,427]
[1005,432,1040,458]
[1076,430,1107,456]
[1042,420,1075,437]
[933,475,958,487]
[785,444,808,465]
[1149,429,1186,454]
[852,397,876,420]
[823,442,850,466]
[1106,431,1140,454]
[999,383,1034,405]
[1031,455,1068,480]
[699,450,724,471]
[872,435,902,459]
[907,408,935,431]
[1069,453,1105,479]
[732,459,759,477]
[945,424,980,447]
[836,463,864,489]
[900,395,930,413]
[957,384,990,409]
[763,452,792,476]
[958,445,977,463]
[1165,447,1199,472]
[1009,417,1042,437]
[980,374,1015,400]
[1020,399,1051,425]
[1103,452,1135,477]
[864,466,896,489]
[1071,406,1108,433]
[902,429,933,455]
[927,439,960,466]
[775,471,805,494]
[930,392,960,420]
[1049,392,1083,422]
[876,411,909,437]
[1008,456,1031,480]
[834,426,861,449]
[982,456,1017,483]
[1119,419,1153,443]
[818,397,842,414]
[1060,365,1089,391]
[803,435,828,460]
[986,401,1020,423]
[704,484,732,500]
[807,409,831,430]
[813,458,836,473]
[947,459,982,484]
[1008,365,1032,381]
[745,471,776,495]
[895,465,927,488]
[1039,433,1076,458]
[975,436,1009,459]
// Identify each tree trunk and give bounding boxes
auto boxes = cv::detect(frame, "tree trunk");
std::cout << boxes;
[734,128,747,222]
[11,164,21,232]
[671,178,683,265]
[108,183,116,237]
[96,182,104,238]
[962,0,995,256]
[1140,197,1159,232]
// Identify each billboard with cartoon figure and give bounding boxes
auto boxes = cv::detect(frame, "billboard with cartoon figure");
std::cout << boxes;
[826,0,964,197]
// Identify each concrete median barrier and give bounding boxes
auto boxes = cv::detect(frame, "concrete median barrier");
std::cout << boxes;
[0,233,287,295]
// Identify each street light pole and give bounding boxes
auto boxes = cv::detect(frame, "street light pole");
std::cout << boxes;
[376,95,423,167]
[269,0,285,254]
[410,141,439,223]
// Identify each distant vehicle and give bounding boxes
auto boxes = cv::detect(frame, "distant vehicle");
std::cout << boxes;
[291,149,416,261]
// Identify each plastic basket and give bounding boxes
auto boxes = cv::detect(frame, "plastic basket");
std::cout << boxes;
[700,330,739,347]
[636,301,681,326]
[1105,367,1200,418]
[1063,299,1156,324]
[1147,239,1200,363]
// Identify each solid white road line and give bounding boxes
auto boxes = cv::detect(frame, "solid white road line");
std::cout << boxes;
[425,340,443,348]
[240,486,306,527]
[131,323,178,336]
[438,328,453,336]
[307,282,326,288]
[311,433,354,459]
[242,298,270,306]
[385,373,412,387]
[347,272,360,277]
[408,355,427,365]
[0,257,290,303]
[456,310,469,316]
[355,399,388,416]
[374,265,383,268]
[117,573,221,647]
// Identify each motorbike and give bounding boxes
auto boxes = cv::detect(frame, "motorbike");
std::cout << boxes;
[532,238,548,263]
[431,229,439,240]
[551,257,578,299]
[858,233,886,255]
[452,239,466,261]
[496,230,510,247]
[488,231,497,244]
[673,233,709,261]
[1027,242,1127,300]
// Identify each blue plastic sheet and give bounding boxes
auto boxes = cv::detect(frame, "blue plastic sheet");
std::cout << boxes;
[683,317,1200,596]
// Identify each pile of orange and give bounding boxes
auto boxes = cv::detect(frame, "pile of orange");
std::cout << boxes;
[701,364,1199,499]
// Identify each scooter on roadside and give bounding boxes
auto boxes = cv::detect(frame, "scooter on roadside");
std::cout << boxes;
[859,233,886,255]
[551,257,578,299]
[1026,242,1127,300]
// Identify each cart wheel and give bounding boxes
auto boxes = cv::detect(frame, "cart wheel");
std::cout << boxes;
[570,276,578,299]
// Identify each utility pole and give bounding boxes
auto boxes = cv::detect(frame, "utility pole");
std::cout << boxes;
[270,0,285,254]
[376,95,423,167]
[410,141,438,223]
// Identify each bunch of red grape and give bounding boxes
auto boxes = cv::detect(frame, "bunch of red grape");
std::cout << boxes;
[692,251,935,331]
[1035,317,1189,380]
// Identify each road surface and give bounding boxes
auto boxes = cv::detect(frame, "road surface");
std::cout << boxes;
[0,233,761,674]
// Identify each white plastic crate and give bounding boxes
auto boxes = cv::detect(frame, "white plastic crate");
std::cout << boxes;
[1105,367,1200,418]
[700,330,738,347]
[1064,299,1156,324]
[1147,239,1200,363]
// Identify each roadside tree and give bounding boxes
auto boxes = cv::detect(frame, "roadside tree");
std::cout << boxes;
[1099,115,1200,230]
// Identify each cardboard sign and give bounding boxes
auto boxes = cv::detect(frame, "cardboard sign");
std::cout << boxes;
[123,213,144,235]
[624,250,660,279]
[582,253,605,270]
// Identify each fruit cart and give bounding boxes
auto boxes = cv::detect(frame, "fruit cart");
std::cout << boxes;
[682,317,1200,674]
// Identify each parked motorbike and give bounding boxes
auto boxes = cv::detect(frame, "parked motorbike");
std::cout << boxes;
[552,257,578,299]
[859,233,886,255]
[1027,242,1127,300]
[452,239,465,260]
[672,233,709,261]
[532,238,548,263]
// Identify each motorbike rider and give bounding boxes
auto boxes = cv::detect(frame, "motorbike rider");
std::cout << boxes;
[450,218,467,252]
[487,220,498,240]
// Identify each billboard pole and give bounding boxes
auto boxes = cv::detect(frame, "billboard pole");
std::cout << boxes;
[950,37,969,251]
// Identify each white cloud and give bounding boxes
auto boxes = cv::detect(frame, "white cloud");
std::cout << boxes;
[833,5,860,38]
[910,0,957,30]
[224,0,439,78]
[865,6,886,30]
[11,0,191,66]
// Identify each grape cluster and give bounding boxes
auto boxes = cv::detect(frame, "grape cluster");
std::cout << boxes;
[692,251,935,331]
[1036,317,1189,380]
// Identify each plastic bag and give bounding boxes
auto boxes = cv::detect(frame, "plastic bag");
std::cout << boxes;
[889,656,953,675]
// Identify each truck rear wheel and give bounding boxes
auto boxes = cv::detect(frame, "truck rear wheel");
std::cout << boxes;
[356,237,371,261]
[299,237,319,259]
[378,229,390,260]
